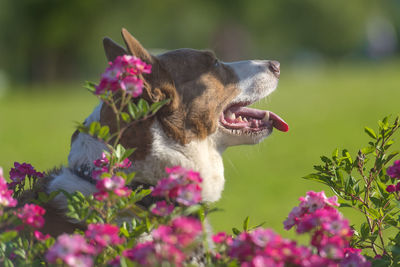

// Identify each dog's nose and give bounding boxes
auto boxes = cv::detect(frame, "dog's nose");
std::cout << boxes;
[268,60,280,78]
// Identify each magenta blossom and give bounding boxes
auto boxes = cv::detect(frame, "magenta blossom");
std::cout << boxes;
[123,241,185,267]
[151,200,175,216]
[152,166,203,206]
[228,228,318,266]
[46,234,95,267]
[95,176,131,198]
[212,232,233,245]
[85,223,124,251]
[9,162,43,185]
[95,55,151,97]
[34,230,51,241]
[0,168,17,208]
[340,248,371,267]
[152,216,203,248]
[17,203,46,228]
[386,184,396,193]
[93,152,109,168]
[387,160,400,179]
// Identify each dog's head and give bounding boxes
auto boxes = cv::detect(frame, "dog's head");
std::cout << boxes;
[100,29,288,161]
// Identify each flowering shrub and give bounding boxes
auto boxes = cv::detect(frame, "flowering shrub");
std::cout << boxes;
[304,116,399,266]
[0,54,398,266]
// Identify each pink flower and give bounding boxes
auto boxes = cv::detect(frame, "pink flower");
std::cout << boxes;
[117,158,132,169]
[85,223,124,251]
[176,183,202,206]
[95,176,131,197]
[151,216,203,249]
[123,241,158,266]
[0,169,17,208]
[152,166,203,206]
[93,191,109,201]
[120,75,143,97]
[387,160,400,179]
[46,234,95,267]
[166,166,203,183]
[108,256,121,267]
[94,55,151,96]
[386,184,396,193]
[228,229,315,266]
[151,200,175,216]
[9,162,43,184]
[283,206,302,230]
[93,153,109,168]
[299,191,339,212]
[124,241,185,267]
[170,216,203,247]
[212,232,232,244]
[34,230,50,241]
[17,204,46,228]
[340,248,371,267]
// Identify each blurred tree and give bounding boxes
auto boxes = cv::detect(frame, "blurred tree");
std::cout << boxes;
[0,0,398,85]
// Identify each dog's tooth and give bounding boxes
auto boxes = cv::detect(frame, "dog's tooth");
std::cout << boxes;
[237,116,243,122]
[243,117,248,122]
[229,112,236,120]
[263,111,270,121]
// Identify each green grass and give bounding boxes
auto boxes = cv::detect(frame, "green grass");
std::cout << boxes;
[0,61,399,241]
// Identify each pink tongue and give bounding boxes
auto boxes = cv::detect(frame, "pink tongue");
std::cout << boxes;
[270,112,289,132]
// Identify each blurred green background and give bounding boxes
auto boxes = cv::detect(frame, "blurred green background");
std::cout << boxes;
[0,0,399,240]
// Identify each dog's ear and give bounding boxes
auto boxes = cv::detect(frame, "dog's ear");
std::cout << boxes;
[121,28,153,64]
[103,37,128,62]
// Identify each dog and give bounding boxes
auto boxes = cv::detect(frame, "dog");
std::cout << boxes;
[39,28,288,235]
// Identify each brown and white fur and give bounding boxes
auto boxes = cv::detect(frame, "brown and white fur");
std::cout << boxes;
[43,28,287,234]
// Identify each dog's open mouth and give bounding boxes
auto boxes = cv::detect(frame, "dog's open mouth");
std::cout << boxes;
[219,103,289,133]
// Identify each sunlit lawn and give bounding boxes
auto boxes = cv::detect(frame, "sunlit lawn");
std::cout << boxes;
[0,61,399,241]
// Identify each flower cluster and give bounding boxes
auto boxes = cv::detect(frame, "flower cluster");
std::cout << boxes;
[95,55,151,96]
[8,162,43,188]
[124,216,203,266]
[386,160,400,193]
[46,234,96,267]
[17,203,46,229]
[0,167,17,209]
[387,160,400,179]
[92,153,132,200]
[152,166,202,207]
[283,191,369,266]
[85,223,124,252]
[228,228,321,267]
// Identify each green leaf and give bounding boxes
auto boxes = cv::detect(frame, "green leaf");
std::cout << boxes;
[232,228,241,236]
[83,81,97,93]
[120,227,130,238]
[98,126,110,140]
[122,148,136,161]
[338,200,352,208]
[138,99,150,114]
[360,222,370,240]
[385,151,399,164]
[115,144,125,159]
[150,99,170,114]
[3,258,14,267]
[0,231,17,242]
[121,112,131,123]
[366,207,380,220]
[243,216,250,232]
[89,121,101,136]
[127,102,139,120]
[364,127,377,139]
[332,148,339,160]
[361,146,375,155]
